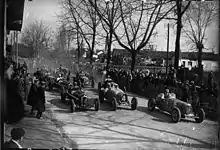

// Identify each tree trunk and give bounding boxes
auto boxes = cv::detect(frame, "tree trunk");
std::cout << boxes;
[90,49,94,65]
[174,5,182,70]
[77,28,80,64]
[106,32,113,70]
[197,42,203,82]
[131,51,137,72]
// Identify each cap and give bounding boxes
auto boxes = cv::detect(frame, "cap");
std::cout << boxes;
[11,128,25,140]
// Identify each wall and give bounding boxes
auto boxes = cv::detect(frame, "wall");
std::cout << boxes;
[179,59,218,72]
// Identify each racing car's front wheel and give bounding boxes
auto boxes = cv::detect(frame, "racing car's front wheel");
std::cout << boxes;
[195,108,205,123]
[112,98,117,111]
[61,92,66,102]
[94,98,100,111]
[70,99,76,113]
[148,98,156,111]
[99,91,105,103]
[171,107,181,123]
[131,97,138,110]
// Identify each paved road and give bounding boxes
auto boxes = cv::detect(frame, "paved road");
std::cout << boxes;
[46,88,219,150]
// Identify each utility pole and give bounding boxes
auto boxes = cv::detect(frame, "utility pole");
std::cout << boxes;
[166,23,170,75]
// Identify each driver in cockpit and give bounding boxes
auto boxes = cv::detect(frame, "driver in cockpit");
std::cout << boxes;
[161,88,171,99]
[57,74,64,82]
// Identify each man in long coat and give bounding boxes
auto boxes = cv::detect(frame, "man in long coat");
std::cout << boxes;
[27,79,45,119]
[27,79,38,115]
[35,80,46,119]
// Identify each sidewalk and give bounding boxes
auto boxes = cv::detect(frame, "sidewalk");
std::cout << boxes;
[4,103,70,149]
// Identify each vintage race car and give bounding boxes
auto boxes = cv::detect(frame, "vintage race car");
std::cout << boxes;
[78,73,94,88]
[45,75,56,91]
[99,81,137,111]
[98,78,113,93]
[148,93,205,123]
[61,84,100,112]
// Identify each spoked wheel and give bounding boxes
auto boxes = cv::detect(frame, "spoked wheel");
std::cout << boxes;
[171,107,181,123]
[94,98,100,111]
[148,98,156,111]
[70,99,76,113]
[60,92,66,102]
[131,97,138,110]
[112,97,117,111]
[99,91,104,103]
[195,108,205,123]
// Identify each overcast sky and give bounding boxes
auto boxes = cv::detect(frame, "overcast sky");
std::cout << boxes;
[21,0,218,53]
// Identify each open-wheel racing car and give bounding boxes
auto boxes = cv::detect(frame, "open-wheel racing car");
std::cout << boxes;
[76,71,94,88]
[147,91,205,123]
[98,80,138,111]
[60,82,100,112]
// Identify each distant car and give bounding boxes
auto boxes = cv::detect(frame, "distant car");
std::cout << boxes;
[148,92,205,123]
[61,83,100,112]
[45,75,56,91]
[78,72,94,88]
[99,81,138,111]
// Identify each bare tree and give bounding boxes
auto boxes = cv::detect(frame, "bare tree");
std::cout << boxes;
[54,24,75,51]
[21,20,51,58]
[59,0,100,64]
[183,1,218,81]
[173,0,191,70]
[103,0,175,71]
[88,0,123,69]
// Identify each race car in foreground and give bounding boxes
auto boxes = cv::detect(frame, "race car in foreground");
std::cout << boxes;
[148,92,205,123]
[99,80,138,111]
[60,83,100,112]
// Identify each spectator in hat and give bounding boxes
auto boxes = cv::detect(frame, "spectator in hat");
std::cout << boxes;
[4,128,25,149]
[35,79,46,119]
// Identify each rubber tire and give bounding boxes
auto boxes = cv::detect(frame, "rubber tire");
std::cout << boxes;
[195,108,205,123]
[171,107,181,123]
[131,97,138,110]
[112,97,117,111]
[94,98,100,111]
[148,98,156,111]
[70,99,76,113]
[61,92,66,102]
[99,91,105,103]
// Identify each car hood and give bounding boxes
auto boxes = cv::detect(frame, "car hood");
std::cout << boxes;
[170,98,191,106]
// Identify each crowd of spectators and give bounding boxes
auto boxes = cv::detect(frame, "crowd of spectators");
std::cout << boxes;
[4,57,47,124]
[103,65,218,109]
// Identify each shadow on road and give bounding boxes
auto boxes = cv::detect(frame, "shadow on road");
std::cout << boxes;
[67,112,217,149]
[48,97,115,113]
[49,98,70,110]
